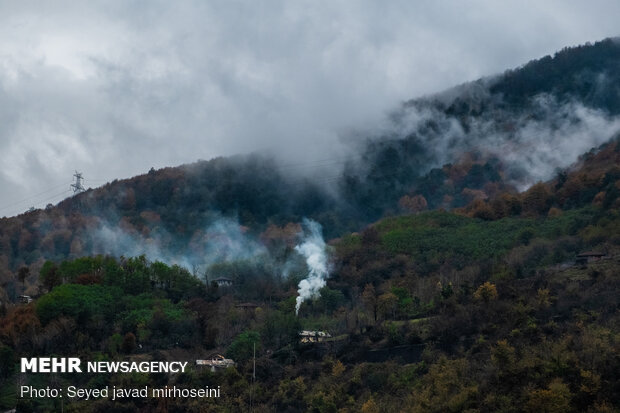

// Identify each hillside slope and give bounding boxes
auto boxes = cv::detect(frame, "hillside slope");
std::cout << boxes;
[1,38,620,295]
[1,137,619,411]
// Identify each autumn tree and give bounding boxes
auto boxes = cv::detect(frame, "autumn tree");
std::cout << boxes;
[378,292,398,320]
[122,332,137,354]
[473,282,498,304]
[526,379,572,413]
[491,339,516,373]
[469,199,494,220]
[498,193,522,216]
[407,357,478,413]
[522,182,552,216]
[361,397,380,413]
[331,360,345,377]
[399,194,428,214]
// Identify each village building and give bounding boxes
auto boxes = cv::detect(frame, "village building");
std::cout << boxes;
[299,330,332,344]
[18,295,33,304]
[196,354,235,371]
[212,277,233,288]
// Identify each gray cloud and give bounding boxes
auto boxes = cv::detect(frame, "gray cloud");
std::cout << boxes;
[0,0,619,215]
[382,92,620,191]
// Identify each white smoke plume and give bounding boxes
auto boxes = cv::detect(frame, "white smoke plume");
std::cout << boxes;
[200,218,267,265]
[90,215,266,273]
[294,219,329,315]
[91,222,193,269]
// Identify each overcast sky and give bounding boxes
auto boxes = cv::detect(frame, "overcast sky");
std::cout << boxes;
[0,0,619,217]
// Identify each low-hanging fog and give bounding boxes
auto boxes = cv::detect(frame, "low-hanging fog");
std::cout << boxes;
[1,1,620,216]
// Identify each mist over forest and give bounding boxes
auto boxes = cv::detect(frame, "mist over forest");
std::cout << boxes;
[2,37,620,413]
[3,39,620,273]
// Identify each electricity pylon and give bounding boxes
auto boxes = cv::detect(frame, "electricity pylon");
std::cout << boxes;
[70,171,85,194]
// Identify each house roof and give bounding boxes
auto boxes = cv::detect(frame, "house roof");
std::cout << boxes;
[196,354,235,366]
[299,330,331,337]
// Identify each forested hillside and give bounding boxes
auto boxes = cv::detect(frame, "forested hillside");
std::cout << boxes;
[0,38,620,412]
[1,139,618,412]
[2,39,620,293]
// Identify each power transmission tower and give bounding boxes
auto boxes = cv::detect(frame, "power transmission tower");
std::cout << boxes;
[70,171,85,194]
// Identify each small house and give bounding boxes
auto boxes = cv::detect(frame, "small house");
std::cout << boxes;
[299,330,332,344]
[18,295,33,304]
[196,354,235,371]
[576,251,605,265]
[213,277,233,288]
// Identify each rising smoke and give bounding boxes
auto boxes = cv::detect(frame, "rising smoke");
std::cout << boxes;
[293,219,329,315]
[91,215,267,273]
[89,214,331,311]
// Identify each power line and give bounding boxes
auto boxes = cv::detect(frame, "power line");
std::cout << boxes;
[1,171,88,217]
[37,189,74,206]
[0,182,72,213]
[2,189,73,217]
